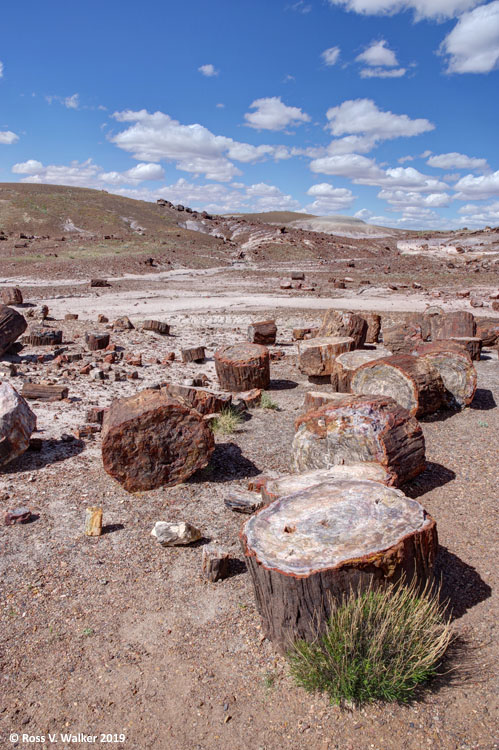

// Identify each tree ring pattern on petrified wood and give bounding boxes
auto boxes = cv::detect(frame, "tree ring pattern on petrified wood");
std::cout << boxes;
[241,479,437,651]
[215,342,270,391]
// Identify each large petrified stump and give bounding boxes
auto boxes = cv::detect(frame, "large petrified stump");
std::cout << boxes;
[241,479,437,652]
[260,465,391,503]
[330,349,390,392]
[297,336,354,377]
[412,342,477,408]
[292,395,426,487]
[317,310,367,349]
[381,322,423,354]
[430,310,476,341]
[350,354,446,418]
[215,343,270,391]
[0,381,37,466]
[0,305,27,357]
[101,387,214,491]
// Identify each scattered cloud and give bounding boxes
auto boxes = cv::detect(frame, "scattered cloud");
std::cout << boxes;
[305,182,356,213]
[453,169,499,199]
[356,39,399,67]
[440,1,499,73]
[326,99,434,140]
[0,61,3,78]
[327,135,378,155]
[458,199,499,224]
[244,96,311,131]
[0,130,19,145]
[64,93,80,109]
[321,46,341,66]
[198,64,219,77]
[283,74,296,82]
[310,153,385,180]
[12,158,165,188]
[378,188,451,208]
[100,162,165,185]
[216,103,225,108]
[327,0,484,21]
[288,1,312,13]
[427,152,489,170]
[359,66,406,77]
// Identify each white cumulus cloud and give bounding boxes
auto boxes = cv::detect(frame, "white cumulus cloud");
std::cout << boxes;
[12,158,165,189]
[321,46,341,65]
[198,64,219,77]
[305,182,356,213]
[310,153,385,180]
[326,99,434,140]
[327,0,484,20]
[378,188,451,208]
[454,169,499,199]
[440,1,499,73]
[427,152,489,170]
[0,130,19,145]
[359,66,406,77]
[356,39,399,66]
[244,97,310,131]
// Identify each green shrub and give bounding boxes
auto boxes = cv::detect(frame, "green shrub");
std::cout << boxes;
[260,391,279,410]
[288,579,454,706]
[210,408,243,435]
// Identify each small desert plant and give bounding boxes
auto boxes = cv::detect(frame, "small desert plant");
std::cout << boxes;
[260,391,279,410]
[210,408,243,435]
[288,579,454,706]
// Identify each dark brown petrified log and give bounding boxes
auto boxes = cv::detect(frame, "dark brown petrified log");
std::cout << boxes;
[411,342,477,407]
[0,305,27,356]
[476,318,499,346]
[303,391,352,411]
[381,322,423,354]
[363,313,381,344]
[317,310,367,349]
[260,465,391,504]
[247,320,277,345]
[22,328,63,346]
[350,354,446,418]
[201,544,230,582]
[448,337,482,361]
[21,383,69,402]
[293,395,426,487]
[297,336,354,377]
[162,382,232,415]
[142,319,170,335]
[330,349,390,392]
[430,310,476,341]
[1,287,23,306]
[215,342,270,391]
[181,345,206,363]
[85,332,110,351]
[241,479,437,652]
[101,387,214,491]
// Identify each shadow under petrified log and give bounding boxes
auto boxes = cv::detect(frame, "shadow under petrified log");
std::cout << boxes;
[1,436,85,474]
[470,388,496,411]
[435,546,492,620]
[403,461,456,499]
[267,379,299,391]
[191,441,260,484]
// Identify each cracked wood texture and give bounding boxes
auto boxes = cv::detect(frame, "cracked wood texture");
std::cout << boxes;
[0,304,27,356]
[317,310,368,349]
[260,465,391,504]
[247,320,277,345]
[350,353,447,418]
[330,349,390,392]
[215,342,270,392]
[101,387,214,491]
[241,479,437,652]
[412,342,477,407]
[293,395,426,487]
[430,310,476,341]
[297,336,354,377]
[161,382,232,415]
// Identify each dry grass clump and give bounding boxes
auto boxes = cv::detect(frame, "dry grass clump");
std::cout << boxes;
[288,579,454,706]
[210,408,243,435]
[260,391,279,410]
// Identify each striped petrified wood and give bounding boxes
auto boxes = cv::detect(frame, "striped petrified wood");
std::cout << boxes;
[430,310,476,341]
[303,391,352,411]
[161,382,232,415]
[1,287,23,306]
[297,336,354,377]
[448,337,482,361]
[292,395,426,487]
[381,321,423,354]
[330,349,390,392]
[22,328,63,346]
[247,320,277,345]
[350,353,446,418]
[317,310,368,349]
[215,342,270,391]
[363,312,381,344]
[241,479,437,652]
[412,342,477,408]
[0,304,27,356]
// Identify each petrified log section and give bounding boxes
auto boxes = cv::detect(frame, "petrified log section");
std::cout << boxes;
[476,318,499,346]
[1,287,23,306]
[330,349,390,392]
[201,544,230,582]
[0,305,27,356]
[85,507,103,537]
[143,319,170,335]
[101,387,214,491]
[215,343,270,391]
[162,383,232,415]
[247,320,277,345]
[22,328,63,346]
[85,332,110,351]
[90,278,110,288]
[381,322,422,354]
[292,395,426,487]
[350,354,446,418]
[303,391,351,411]
[297,336,354,377]
[21,383,69,402]
[448,337,482,361]
[431,310,476,341]
[241,479,437,651]
[0,381,37,466]
[363,313,381,344]
[412,343,477,407]
[181,345,206,363]
[317,310,367,349]
[260,465,391,503]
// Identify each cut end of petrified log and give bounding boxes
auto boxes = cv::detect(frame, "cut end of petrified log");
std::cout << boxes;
[330,349,390,392]
[297,336,354,376]
[215,342,270,391]
[260,464,391,503]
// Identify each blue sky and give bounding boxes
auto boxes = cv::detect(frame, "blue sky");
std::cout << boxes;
[1,0,498,228]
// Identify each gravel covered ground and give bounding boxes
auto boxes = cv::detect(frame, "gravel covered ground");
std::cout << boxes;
[0,299,498,750]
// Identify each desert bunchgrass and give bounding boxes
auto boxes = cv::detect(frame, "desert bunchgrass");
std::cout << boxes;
[260,391,279,410]
[210,408,243,435]
[288,579,454,706]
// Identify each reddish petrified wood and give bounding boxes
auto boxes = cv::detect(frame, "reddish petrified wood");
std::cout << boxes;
[330,349,390,392]
[22,328,63,346]
[297,336,354,377]
[430,310,476,341]
[303,391,352,412]
[0,304,27,356]
[142,319,170,335]
[162,382,232,415]
[241,479,437,652]
[381,322,423,354]
[21,383,68,402]
[260,465,391,504]
[317,310,367,349]
[247,320,277,345]
[181,346,206,363]
[215,342,270,392]
[1,287,23,306]
[412,342,477,408]
[86,332,110,351]
[101,387,214,491]
[448,337,482,361]
[363,313,381,344]
[350,354,446,418]
[293,395,426,487]
[476,318,499,346]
